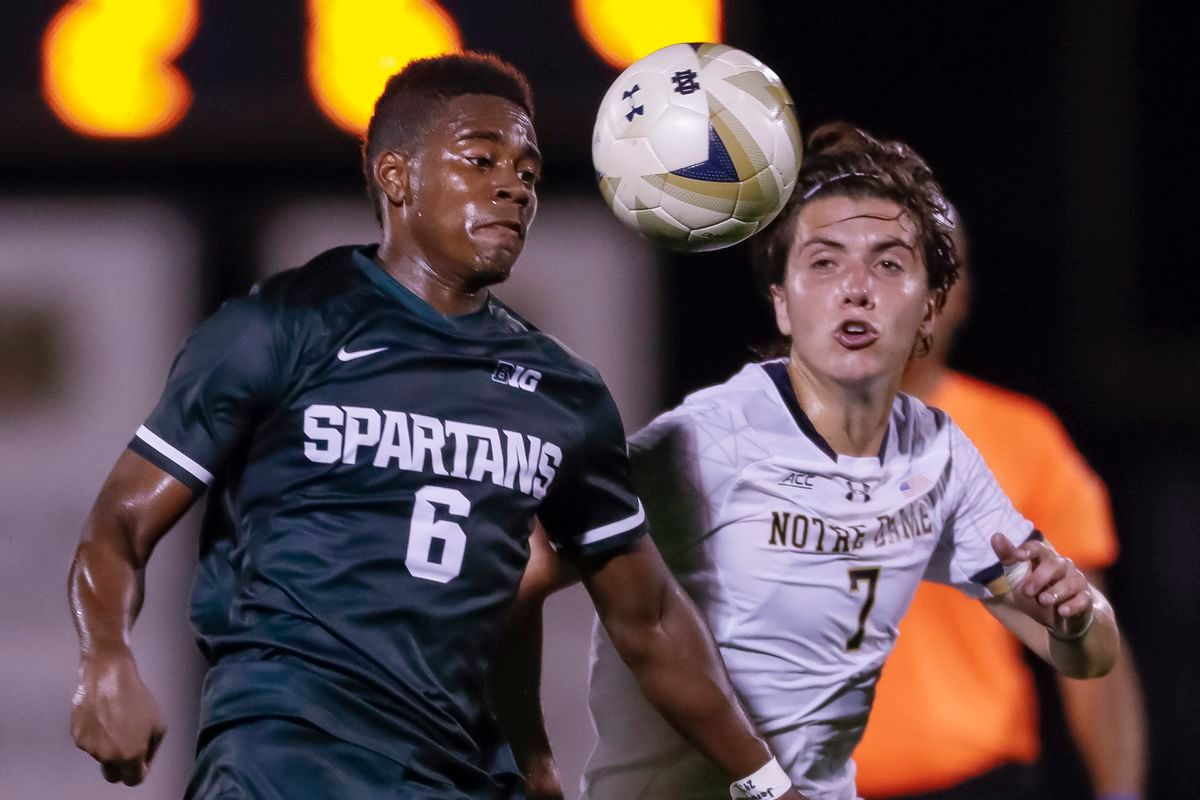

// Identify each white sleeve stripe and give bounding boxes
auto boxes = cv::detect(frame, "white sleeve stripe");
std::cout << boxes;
[135,425,214,485]
[577,501,645,546]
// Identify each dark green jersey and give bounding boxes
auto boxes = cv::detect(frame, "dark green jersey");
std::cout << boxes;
[130,245,646,796]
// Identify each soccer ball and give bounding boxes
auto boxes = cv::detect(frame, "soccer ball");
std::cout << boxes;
[592,43,802,252]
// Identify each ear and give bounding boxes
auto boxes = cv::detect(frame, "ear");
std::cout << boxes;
[919,289,942,337]
[374,150,412,210]
[770,283,792,337]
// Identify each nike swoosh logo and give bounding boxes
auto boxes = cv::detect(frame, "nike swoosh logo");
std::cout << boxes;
[337,346,388,362]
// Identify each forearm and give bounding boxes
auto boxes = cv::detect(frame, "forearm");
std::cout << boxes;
[1045,591,1119,678]
[69,517,146,659]
[488,594,555,778]
[70,451,195,660]
[988,539,1121,679]
[603,583,772,781]
[1059,639,1147,796]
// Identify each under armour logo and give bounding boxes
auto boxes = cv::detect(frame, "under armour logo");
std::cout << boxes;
[622,84,644,121]
[844,480,872,503]
[671,69,700,95]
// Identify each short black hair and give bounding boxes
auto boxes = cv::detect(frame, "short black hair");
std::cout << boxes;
[362,52,535,221]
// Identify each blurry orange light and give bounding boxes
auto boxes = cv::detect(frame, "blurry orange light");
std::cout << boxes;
[575,0,723,69]
[307,0,462,136]
[42,0,197,139]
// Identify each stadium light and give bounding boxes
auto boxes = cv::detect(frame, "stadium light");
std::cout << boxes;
[41,0,198,139]
[574,0,723,69]
[307,0,462,135]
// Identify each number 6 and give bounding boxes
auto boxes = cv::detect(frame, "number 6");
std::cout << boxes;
[406,485,469,583]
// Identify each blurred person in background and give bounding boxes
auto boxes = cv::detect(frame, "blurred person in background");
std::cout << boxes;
[514,123,1122,800]
[852,209,1147,800]
[65,52,803,800]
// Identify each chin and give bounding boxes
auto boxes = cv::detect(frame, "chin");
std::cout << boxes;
[471,252,518,286]
[826,352,903,387]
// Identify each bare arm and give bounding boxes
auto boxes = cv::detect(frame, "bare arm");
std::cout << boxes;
[69,449,197,786]
[489,523,577,799]
[578,536,803,799]
[983,535,1119,679]
[1056,571,1147,799]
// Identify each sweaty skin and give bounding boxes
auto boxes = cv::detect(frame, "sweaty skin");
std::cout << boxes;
[771,196,938,456]
[505,194,1119,799]
[373,94,541,314]
[771,196,1114,675]
[70,91,801,798]
[69,451,193,786]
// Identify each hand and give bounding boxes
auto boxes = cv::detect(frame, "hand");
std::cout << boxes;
[522,752,564,800]
[70,649,165,786]
[991,534,1094,637]
[779,788,809,799]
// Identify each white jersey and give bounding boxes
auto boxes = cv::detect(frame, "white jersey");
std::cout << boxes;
[582,360,1035,800]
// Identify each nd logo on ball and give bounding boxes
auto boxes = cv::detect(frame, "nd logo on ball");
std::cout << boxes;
[592,43,802,252]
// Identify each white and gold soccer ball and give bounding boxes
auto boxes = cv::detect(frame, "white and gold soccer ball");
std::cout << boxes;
[592,43,802,252]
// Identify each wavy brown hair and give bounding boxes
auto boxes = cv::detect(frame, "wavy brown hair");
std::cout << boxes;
[752,122,960,357]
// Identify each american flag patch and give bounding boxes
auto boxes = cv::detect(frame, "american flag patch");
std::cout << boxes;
[900,475,933,497]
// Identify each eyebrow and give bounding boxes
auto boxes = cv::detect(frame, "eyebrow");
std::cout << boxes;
[799,236,847,252]
[799,235,915,254]
[457,129,542,163]
[869,236,915,253]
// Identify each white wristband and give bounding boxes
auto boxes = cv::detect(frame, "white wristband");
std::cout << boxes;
[730,756,792,799]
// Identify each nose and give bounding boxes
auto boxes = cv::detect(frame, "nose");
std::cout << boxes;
[494,167,531,208]
[841,262,875,309]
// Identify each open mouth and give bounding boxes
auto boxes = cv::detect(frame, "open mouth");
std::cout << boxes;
[833,319,879,350]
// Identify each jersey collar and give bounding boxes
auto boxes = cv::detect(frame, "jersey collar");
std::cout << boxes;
[352,245,496,334]
[760,360,890,464]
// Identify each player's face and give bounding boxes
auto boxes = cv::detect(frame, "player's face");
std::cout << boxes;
[772,195,938,387]
[405,94,541,288]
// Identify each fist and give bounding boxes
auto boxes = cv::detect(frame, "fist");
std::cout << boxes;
[70,651,165,786]
[991,534,1094,637]
[523,753,565,800]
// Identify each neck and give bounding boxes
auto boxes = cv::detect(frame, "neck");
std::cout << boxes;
[788,358,897,458]
[900,354,947,402]
[377,232,490,317]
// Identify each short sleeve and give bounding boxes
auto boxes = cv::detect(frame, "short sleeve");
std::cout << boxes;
[625,406,742,560]
[1018,409,1118,569]
[537,381,646,558]
[924,422,1035,598]
[128,295,285,493]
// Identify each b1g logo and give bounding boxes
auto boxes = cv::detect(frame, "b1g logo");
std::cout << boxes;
[492,360,541,392]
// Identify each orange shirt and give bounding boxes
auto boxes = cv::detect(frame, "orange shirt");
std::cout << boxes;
[853,371,1118,797]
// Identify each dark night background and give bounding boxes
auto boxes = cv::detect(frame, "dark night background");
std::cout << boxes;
[3,2,1196,797]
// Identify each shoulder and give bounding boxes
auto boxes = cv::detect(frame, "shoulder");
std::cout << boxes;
[886,390,953,455]
[251,244,371,313]
[680,360,780,417]
[486,297,607,386]
[630,362,774,457]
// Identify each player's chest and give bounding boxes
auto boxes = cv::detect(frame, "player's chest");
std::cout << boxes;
[720,455,952,565]
[261,338,582,499]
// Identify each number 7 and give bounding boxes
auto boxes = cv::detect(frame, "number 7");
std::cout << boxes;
[846,566,881,651]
